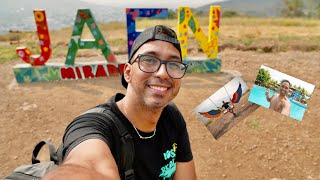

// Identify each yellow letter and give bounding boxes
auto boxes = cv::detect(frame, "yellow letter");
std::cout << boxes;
[178,6,220,60]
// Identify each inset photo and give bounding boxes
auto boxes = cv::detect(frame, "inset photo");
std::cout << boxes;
[194,77,260,139]
[248,65,315,121]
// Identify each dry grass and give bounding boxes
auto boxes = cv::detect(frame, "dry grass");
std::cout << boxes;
[0,17,319,64]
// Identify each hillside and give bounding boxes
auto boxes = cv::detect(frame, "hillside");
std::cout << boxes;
[197,0,283,17]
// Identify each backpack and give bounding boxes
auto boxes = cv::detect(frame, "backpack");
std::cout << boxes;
[3,140,59,180]
[4,107,135,180]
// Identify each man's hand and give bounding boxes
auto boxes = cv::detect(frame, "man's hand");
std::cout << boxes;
[265,88,269,96]
[265,88,271,102]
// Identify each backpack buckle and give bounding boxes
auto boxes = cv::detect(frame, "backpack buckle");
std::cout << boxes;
[125,169,134,180]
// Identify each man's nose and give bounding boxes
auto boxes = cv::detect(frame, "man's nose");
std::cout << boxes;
[154,64,169,79]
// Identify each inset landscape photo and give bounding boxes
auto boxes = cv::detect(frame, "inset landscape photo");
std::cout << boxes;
[194,77,260,139]
[248,65,315,121]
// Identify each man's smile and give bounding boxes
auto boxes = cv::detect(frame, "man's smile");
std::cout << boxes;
[148,85,169,92]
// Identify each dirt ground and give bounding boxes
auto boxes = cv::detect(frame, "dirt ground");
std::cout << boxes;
[1,49,319,179]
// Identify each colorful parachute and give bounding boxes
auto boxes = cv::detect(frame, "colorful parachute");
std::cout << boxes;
[199,83,242,118]
[199,109,222,118]
[231,83,242,103]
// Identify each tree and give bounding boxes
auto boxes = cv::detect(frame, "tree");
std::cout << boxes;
[304,0,320,18]
[255,69,271,87]
[222,10,239,17]
[266,79,279,91]
[312,0,320,18]
[168,9,177,19]
[282,0,305,17]
[292,85,310,104]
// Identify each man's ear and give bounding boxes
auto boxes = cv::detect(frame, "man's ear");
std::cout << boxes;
[123,63,132,84]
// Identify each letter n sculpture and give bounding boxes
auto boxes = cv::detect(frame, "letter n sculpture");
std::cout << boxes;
[178,6,221,73]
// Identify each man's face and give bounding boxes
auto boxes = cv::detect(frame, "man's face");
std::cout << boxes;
[279,81,290,96]
[123,40,182,109]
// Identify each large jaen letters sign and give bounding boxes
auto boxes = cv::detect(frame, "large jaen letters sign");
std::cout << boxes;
[13,7,221,83]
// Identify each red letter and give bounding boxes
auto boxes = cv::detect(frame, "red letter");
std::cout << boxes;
[16,10,52,66]
[75,66,82,79]
[107,64,118,76]
[61,67,76,79]
[96,65,108,77]
[83,65,94,78]
[118,63,125,75]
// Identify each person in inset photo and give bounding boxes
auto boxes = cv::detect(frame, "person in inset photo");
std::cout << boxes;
[221,100,236,116]
[265,79,292,116]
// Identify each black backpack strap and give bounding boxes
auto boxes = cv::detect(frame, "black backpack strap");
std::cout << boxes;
[87,107,135,180]
[56,143,64,165]
[32,140,58,164]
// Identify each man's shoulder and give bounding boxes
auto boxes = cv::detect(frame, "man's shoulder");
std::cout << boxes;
[162,102,185,125]
[167,102,179,110]
[284,98,291,107]
[80,93,122,116]
[70,94,121,128]
[100,93,124,108]
[165,102,182,116]
[270,94,279,101]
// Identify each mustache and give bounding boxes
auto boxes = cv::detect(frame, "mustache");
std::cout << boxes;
[146,78,174,87]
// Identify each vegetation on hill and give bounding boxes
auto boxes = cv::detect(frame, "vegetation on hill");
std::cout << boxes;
[197,0,320,18]
[282,0,320,18]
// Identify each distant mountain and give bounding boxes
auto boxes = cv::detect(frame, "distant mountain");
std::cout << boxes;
[197,0,284,17]
[0,0,124,34]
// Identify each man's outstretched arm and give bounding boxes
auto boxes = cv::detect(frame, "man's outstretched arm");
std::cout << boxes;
[43,163,106,180]
[43,139,120,180]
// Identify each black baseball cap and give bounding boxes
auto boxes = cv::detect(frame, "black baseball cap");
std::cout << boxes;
[121,25,182,88]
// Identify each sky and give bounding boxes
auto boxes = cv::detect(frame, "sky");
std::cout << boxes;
[0,0,228,34]
[260,65,315,94]
[80,0,227,8]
